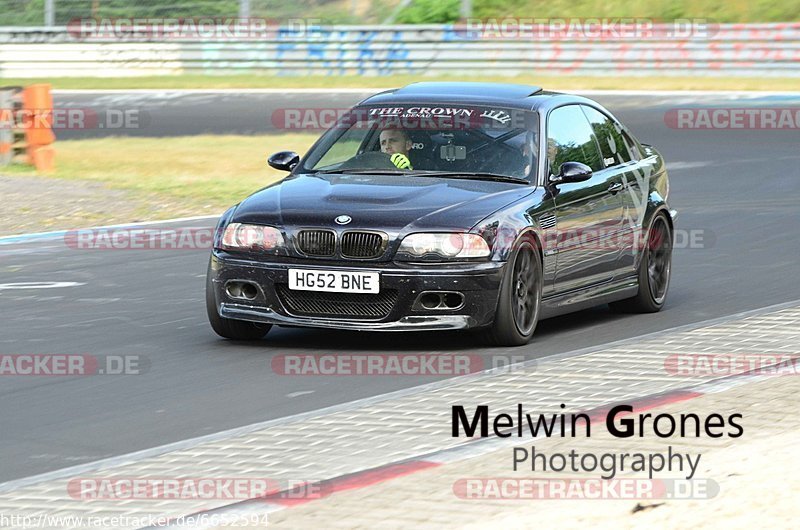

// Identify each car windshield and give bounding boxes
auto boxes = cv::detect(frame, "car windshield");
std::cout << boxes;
[300,104,539,182]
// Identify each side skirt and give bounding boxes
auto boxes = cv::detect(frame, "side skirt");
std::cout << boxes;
[540,275,639,320]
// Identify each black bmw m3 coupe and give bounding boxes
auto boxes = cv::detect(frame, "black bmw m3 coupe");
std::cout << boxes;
[206,82,675,346]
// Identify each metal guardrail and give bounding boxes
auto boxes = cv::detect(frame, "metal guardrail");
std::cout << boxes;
[0,88,16,166]
[0,23,798,77]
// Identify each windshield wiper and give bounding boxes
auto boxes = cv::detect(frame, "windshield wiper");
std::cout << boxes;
[312,169,528,184]
[415,171,530,184]
[313,169,409,175]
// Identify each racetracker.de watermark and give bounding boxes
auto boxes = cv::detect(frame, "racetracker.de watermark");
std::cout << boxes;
[454,18,718,40]
[453,478,719,499]
[68,477,328,501]
[0,108,147,130]
[270,106,533,132]
[484,226,715,252]
[0,354,147,376]
[271,353,532,376]
[664,108,800,129]
[664,354,800,376]
[66,17,323,41]
[62,227,716,251]
[64,228,215,250]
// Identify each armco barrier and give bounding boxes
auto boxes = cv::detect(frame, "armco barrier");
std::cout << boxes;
[0,23,798,77]
[0,87,23,166]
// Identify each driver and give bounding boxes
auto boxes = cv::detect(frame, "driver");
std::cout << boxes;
[379,127,413,170]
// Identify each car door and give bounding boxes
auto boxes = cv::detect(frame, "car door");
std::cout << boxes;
[546,104,625,294]
[580,105,643,281]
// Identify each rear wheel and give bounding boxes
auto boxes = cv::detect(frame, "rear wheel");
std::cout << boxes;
[206,261,271,340]
[485,242,542,346]
[610,213,673,313]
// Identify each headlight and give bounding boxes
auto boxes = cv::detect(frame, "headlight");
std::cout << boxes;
[220,223,285,251]
[396,233,490,260]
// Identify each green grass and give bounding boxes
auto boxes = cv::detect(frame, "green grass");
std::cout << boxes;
[0,0,404,26]
[1,0,797,25]
[2,74,798,92]
[2,134,319,214]
[471,0,800,23]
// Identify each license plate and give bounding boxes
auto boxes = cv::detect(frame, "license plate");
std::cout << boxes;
[288,269,380,294]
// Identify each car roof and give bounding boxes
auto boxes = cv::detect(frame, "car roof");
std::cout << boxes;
[359,82,575,110]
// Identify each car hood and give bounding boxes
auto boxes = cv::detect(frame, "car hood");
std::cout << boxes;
[232,173,535,232]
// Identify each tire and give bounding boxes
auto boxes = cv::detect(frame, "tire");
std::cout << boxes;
[610,213,673,313]
[205,262,272,340]
[485,241,543,346]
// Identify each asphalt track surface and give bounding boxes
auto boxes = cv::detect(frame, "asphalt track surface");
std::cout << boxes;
[1,90,799,482]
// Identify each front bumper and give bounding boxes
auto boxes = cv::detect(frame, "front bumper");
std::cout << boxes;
[209,251,506,331]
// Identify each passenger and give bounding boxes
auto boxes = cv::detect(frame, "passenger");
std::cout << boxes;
[518,131,536,178]
[499,131,536,179]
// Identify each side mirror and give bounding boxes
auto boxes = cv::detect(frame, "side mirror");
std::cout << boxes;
[549,161,592,185]
[267,151,300,172]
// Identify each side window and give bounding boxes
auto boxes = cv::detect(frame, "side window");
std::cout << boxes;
[621,130,641,161]
[546,105,604,175]
[582,106,634,166]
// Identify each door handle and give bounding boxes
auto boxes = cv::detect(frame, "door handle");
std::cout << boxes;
[607,182,624,194]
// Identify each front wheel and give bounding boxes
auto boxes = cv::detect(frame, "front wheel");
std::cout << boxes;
[610,213,673,313]
[206,261,272,340]
[485,242,542,346]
